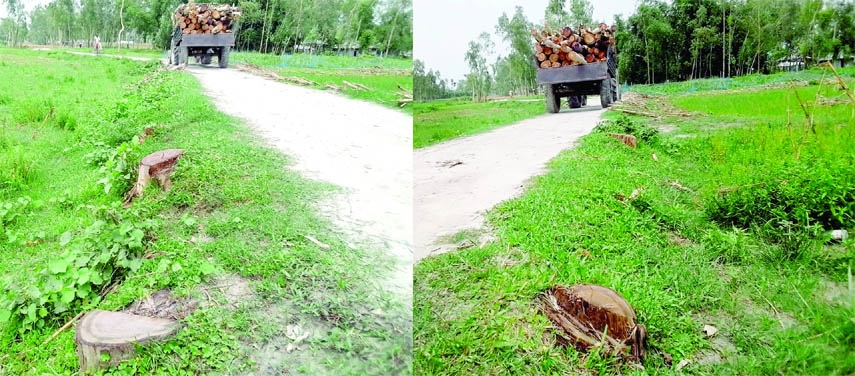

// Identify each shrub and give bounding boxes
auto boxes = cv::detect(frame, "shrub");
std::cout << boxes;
[593,114,659,142]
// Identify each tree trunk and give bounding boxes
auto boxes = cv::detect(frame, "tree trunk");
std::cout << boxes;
[384,1,401,57]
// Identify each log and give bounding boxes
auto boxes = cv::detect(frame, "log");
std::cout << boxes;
[124,149,184,205]
[174,3,241,34]
[75,310,181,374]
[532,23,615,69]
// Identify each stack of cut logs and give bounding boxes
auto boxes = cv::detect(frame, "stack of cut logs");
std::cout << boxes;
[532,23,616,69]
[173,3,241,35]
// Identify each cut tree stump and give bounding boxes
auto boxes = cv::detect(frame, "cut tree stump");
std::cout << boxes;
[75,310,181,374]
[538,284,646,361]
[124,149,184,204]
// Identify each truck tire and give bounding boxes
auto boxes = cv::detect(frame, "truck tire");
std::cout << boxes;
[600,78,612,108]
[545,85,560,113]
[179,47,188,66]
[611,77,620,102]
[218,47,230,68]
[569,96,582,109]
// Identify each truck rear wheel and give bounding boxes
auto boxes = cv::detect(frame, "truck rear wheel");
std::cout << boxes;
[569,96,582,109]
[218,47,230,68]
[611,77,620,102]
[545,85,560,113]
[600,78,612,108]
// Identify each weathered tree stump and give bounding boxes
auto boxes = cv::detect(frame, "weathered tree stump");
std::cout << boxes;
[75,310,181,374]
[538,284,647,361]
[124,149,184,204]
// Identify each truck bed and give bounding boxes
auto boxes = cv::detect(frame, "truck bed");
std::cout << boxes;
[535,61,609,85]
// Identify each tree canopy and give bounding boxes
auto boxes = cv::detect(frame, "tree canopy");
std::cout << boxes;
[0,0,413,55]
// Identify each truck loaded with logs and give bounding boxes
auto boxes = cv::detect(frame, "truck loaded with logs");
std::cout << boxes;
[168,3,241,68]
[532,23,620,113]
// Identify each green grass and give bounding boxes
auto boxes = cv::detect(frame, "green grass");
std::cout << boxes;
[58,47,166,60]
[0,48,410,375]
[413,96,544,148]
[231,52,413,112]
[628,66,855,95]
[414,81,855,374]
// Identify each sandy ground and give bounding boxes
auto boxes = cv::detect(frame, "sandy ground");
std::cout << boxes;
[414,98,606,262]
[186,65,413,295]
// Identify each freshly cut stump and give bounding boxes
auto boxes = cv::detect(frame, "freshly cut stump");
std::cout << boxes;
[608,133,638,148]
[124,149,184,204]
[75,310,181,374]
[538,284,647,361]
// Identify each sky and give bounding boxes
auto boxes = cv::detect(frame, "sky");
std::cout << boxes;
[0,0,52,18]
[414,0,640,81]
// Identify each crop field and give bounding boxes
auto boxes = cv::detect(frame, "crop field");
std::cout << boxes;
[0,48,410,375]
[414,76,855,374]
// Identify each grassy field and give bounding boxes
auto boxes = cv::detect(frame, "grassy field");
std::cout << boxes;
[414,78,855,373]
[0,48,410,375]
[627,66,855,95]
[231,52,413,112]
[413,96,543,148]
[58,46,165,60]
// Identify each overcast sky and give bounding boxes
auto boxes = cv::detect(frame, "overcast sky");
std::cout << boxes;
[0,0,51,18]
[414,0,640,81]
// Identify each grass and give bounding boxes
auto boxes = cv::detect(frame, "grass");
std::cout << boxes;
[0,48,410,375]
[413,96,544,148]
[627,66,855,95]
[59,47,165,60]
[231,52,413,112]
[414,77,855,374]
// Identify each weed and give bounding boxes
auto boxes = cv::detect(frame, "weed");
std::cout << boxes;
[593,113,659,141]
[413,97,543,148]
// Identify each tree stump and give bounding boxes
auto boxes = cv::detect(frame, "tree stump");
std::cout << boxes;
[538,284,647,361]
[124,149,184,204]
[75,310,181,374]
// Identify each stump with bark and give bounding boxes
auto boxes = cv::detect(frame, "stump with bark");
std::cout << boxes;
[538,284,646,361]
[532,22,616,69]
[75,310,181,374]
[124,149,184,204]
[173,3,241,35]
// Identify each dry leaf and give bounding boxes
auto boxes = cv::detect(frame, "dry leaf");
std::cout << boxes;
[651,153,659,161]
[676,359,692,370]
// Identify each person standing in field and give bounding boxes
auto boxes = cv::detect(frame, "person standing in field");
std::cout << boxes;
[93,36,102,55]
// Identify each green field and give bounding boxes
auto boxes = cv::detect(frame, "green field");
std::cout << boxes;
[232,52,413,112]
[415,79,855,374]
[0,48,410,375]
[413,97,543,148]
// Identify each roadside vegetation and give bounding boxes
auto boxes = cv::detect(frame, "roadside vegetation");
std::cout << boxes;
[232,52,414,112]
[413,97,542,148]
[414,73,855,374]
[0,48,410,375]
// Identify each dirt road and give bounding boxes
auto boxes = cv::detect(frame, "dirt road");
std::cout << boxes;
[186,65,413,293]
[414,98,605,262]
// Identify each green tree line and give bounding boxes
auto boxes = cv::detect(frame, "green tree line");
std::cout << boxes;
[415,0,855,102]
[0,0,413,55]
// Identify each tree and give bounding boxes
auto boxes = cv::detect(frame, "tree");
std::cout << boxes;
[464,32,494,102]
[496,6,536,95]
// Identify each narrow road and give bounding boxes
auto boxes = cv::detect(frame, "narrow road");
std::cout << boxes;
[186,65,413,293]
[414,98,605,262]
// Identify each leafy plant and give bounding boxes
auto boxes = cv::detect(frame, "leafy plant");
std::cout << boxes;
[594,114,659,142]
[0,203,156,339]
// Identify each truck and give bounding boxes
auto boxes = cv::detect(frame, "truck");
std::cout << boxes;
[533,26,620,113]
[168,4,240,68]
